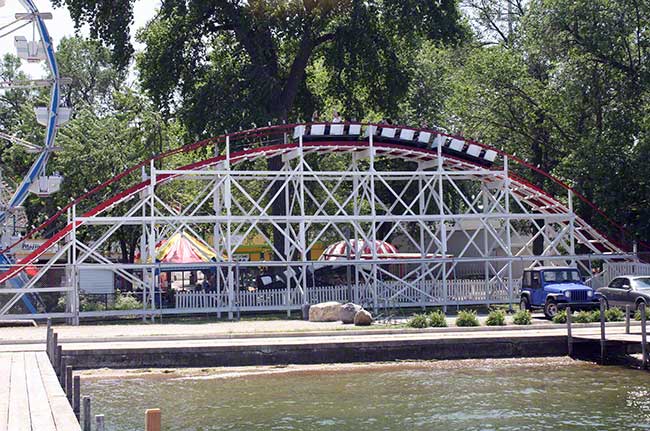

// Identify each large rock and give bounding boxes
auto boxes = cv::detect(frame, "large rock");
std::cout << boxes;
[354,309,373,326]
[309,301,343,322]
[339,303,362,324]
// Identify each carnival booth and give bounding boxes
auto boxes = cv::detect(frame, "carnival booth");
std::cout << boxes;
[137,231,219,293]
[317,240,403,284]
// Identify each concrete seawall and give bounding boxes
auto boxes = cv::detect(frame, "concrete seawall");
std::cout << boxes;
[61,332,569,369]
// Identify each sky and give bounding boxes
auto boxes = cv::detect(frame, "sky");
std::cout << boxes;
[0,0,159,78]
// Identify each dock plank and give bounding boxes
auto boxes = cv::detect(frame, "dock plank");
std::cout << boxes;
[575,333,646,343]
[36,352,81,431]
[0,354,12,431]
[25,352,57,431]
[7,353,30,431]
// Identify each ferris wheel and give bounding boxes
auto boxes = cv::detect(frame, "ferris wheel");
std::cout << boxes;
[0,0,69,314]
[0,0,69,247]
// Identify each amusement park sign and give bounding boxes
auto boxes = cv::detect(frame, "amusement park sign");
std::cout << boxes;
[14,239,61,260]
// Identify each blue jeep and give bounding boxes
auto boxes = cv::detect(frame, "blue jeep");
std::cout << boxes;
[519,266,600,319]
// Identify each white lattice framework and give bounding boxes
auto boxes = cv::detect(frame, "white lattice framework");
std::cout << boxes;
[0,123,637,322]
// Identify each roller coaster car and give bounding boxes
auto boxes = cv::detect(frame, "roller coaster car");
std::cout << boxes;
[295,123,362,142]
[370,126,498,167]
[298,122,499,168]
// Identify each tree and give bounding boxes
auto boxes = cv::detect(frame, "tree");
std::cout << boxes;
[419,0,650,248]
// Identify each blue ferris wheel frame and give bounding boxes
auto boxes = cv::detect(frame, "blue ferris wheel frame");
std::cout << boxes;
[1,0,62,224]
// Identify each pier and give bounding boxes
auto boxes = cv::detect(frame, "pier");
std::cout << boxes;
[0,352,80,431]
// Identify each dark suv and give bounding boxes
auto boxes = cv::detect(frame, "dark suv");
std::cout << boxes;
[519,266,600,319]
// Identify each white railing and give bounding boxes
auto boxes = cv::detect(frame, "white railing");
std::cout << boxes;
[174,278,522,312]
[588,262,650,288]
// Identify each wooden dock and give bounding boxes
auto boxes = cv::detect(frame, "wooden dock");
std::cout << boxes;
[0,352,81,431]
[567,303,650,366]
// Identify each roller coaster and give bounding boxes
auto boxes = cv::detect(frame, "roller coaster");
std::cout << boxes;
[0,118,641,322]
[0,2,644,323]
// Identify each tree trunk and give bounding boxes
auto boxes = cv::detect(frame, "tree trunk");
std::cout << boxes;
[268,33,316,263]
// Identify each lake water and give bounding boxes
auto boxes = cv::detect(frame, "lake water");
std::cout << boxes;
[82,359,650,431]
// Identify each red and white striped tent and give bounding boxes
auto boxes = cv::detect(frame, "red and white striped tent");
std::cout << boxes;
[319,240,399,261]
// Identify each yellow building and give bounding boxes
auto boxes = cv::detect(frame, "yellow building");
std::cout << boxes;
[207,234,325,262]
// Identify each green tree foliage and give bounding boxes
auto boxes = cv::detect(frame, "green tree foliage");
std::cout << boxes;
[56,0,466,138]
[412,0,650,247]
[0,55,43,183]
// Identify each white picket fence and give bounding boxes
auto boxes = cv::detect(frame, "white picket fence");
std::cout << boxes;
[174,278,521,312]
[588,262,650,288]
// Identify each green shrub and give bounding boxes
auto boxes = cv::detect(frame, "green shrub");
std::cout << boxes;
[55,296,66,312]
[407,313,429,328]
[513,310,532,325]
[574,310,593,323]
[605,307,624,322]
[590,310,602,322]
[80,299,106,312]
[427,310,448,327]
[552,310,568,324]
[486,309,506,326]
[456,310,480,327]
[635,310,642,321]
[114,293,142,310]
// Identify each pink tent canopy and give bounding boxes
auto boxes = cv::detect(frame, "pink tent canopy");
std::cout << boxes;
[135,231,218,264]
[320,239,399,261]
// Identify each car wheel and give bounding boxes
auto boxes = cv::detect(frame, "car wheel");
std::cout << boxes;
[636,299,647,312]
[520,296,531,311]
[544,299,559,319]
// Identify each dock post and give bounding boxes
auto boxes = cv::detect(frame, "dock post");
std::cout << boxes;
[641,302,647,369]
[566,305,572,357]
[65,366,73,402]
[625,305,631,334]
[95,415,105,431]
[599,298,606,365]
[82,396,91,431]
[46,319,52,360]
[59,356,66,386]
[52,333,59,369]
[73,375,81,420]
[145,408,161,431]
[55,344,62,377]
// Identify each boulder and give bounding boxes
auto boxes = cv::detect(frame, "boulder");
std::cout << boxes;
[309,301,343,322]
[354,309,373,326]
[339,303,362,324]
